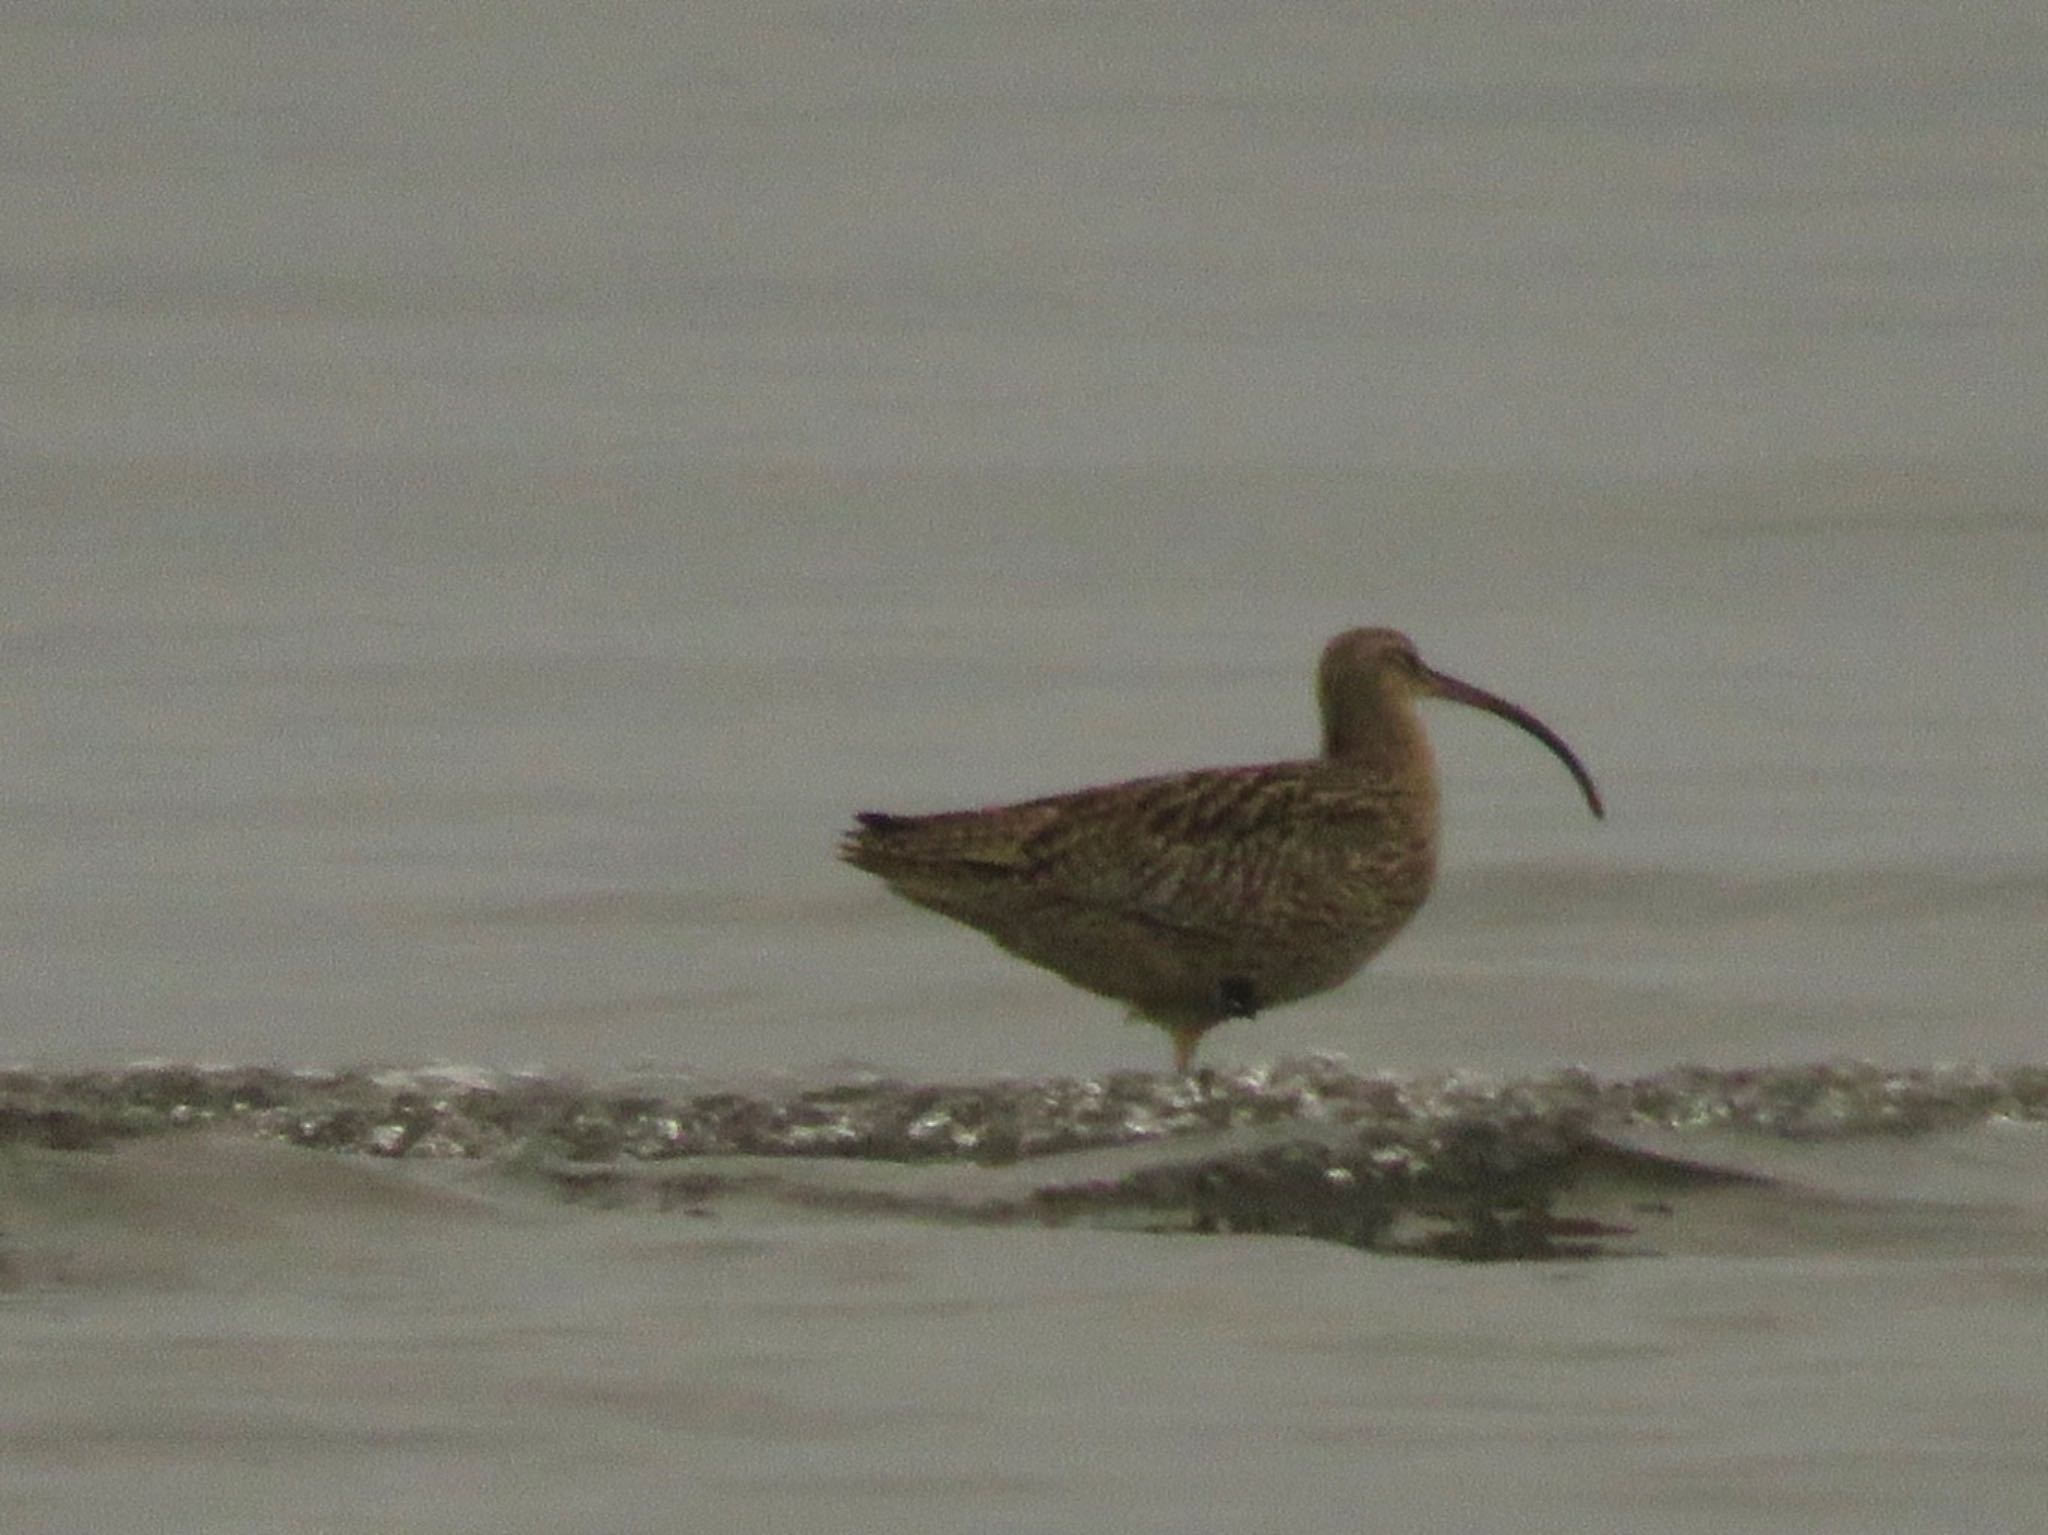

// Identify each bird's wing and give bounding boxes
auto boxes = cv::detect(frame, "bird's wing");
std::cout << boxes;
[841,801,1070,875]
[844,763,1408,930]
[1013,765,1389,939]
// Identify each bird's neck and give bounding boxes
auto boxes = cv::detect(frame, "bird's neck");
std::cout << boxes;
[1321,689,1436,787]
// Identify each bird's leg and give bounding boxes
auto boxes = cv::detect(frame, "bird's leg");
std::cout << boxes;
[1170,1024,1205,1076]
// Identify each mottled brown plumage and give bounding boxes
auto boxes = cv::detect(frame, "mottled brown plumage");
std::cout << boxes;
[841,628,1604,1072]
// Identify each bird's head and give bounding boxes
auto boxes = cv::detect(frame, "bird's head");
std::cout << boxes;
[1317,627,1604,818]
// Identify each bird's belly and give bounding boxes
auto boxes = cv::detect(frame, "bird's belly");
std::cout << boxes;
[1218,842,1437,1007]
[1035,846,1435,1022]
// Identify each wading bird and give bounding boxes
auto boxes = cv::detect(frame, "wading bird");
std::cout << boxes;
[841,628,1603,1072]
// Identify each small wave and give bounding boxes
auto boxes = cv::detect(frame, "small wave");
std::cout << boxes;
[7,1060,2047,1262]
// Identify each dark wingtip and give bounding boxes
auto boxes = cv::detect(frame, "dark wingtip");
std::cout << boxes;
[840,810,905,866]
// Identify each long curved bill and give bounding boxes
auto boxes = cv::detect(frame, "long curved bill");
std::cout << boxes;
[1422,667,1605,819]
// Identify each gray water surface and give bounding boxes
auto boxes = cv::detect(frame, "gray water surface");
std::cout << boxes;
[5,3,2047,1530]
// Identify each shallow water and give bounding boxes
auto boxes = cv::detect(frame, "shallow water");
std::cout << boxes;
[5,1,2048,1529]
[8,1098,2048,1535]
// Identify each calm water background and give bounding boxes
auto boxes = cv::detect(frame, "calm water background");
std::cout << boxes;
[5,3,2047,1530]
